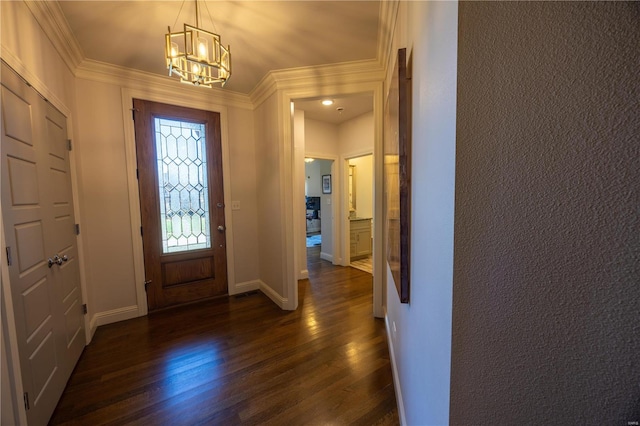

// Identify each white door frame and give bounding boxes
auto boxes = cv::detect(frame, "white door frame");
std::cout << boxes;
[284,81,385,318]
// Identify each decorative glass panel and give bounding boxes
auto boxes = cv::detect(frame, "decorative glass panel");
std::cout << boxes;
[154,118,210,253]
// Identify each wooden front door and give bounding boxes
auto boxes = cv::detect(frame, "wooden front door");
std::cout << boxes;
[1,61,85,425]
[133,99,227,311]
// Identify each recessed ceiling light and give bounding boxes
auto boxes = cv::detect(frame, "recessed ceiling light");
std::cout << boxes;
[321,99,334,106]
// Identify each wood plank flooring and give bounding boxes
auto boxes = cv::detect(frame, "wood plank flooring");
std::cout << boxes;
[49,247,398,425]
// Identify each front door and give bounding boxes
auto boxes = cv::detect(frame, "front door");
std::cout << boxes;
[133,99,227,311]
[1,61,85,425]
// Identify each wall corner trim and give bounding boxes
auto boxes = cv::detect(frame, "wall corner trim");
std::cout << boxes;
[259,281,289,310]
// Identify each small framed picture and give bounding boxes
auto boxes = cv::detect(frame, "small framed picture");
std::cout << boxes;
[322,174,332,194]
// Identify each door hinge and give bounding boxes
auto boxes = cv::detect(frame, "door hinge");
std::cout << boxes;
[144,280,151,292]
[23,392,30,411]
[6,247,12,266]
[82,304,87,315]
[132,108,136,121]
[75,224,80,235]
[140,226,143,237]
[136,168,139,180]
[67,139,72,151]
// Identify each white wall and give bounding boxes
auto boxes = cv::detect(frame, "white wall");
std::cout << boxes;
[304,118,339,156]
[348,155,373,220]
[74,79,138,315]
[384,1,458,424]
[304,160,324,197]
[338,111,374,156]
[254,93,285,297]
[226,107,260,285]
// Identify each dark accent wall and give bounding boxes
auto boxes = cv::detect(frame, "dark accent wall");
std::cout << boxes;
[451,2,640,424]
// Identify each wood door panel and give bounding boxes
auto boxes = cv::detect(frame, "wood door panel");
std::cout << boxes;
[22,277,52,337]
[162,256,214,287]
[14,221,46,273]
[53,214,74,252]
[60,259,79,301]
[7,156,39,205]
[63,297,83,347]
[1,86,33,145]
[29,331,58,400]
[50,167,70,204]
[46,117,66,160]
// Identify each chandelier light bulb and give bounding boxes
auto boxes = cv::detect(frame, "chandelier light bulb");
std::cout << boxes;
[197,37,209,60]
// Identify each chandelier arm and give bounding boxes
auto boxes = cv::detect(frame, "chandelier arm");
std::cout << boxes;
[195,0,200,28]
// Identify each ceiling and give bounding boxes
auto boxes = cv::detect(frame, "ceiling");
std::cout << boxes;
[58,1,380,122]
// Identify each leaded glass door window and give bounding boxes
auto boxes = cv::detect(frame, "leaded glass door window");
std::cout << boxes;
[155,118,211,253]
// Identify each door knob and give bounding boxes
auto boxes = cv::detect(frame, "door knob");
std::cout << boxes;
[47,254,67,268]
[217,225,225,232]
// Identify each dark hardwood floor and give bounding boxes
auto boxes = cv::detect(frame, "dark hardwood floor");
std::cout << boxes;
[49,247,398,425]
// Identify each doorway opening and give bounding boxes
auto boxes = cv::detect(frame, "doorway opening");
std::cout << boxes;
[347,154,373,274]
[304,158,334,264]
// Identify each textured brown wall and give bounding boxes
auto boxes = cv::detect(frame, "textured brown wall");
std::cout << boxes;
[451,2,640,424]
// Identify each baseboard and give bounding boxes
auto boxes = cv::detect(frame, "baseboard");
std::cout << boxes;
[229,279,261,295]
[92,305,140,328]
[320,252,333,262]
[259,281,288,309]
[88,314,98,343]
[385,313,406,425]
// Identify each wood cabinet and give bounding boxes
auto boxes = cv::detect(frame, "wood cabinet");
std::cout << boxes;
[350,218,372,260]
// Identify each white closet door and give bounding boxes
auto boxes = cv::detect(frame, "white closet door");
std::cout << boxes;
[1,62,85,425]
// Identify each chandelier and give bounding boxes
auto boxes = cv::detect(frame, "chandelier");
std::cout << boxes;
[165,0,231,88]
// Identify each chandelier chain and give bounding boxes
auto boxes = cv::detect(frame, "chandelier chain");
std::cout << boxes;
[171,0,186,32]
[202,0,218,34]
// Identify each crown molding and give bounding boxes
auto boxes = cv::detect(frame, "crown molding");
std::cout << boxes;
[377,0,400,75]
[249,72,279,109]
[250,59,384,108]
[24,0,84,74]
[76,59,253,110]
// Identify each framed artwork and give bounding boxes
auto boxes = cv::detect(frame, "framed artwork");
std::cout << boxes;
[384,48,411,303]
[322,174,332,194]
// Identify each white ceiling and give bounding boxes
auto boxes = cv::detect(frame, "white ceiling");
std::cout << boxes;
[295,94,374,125]
[58,0,381,97]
